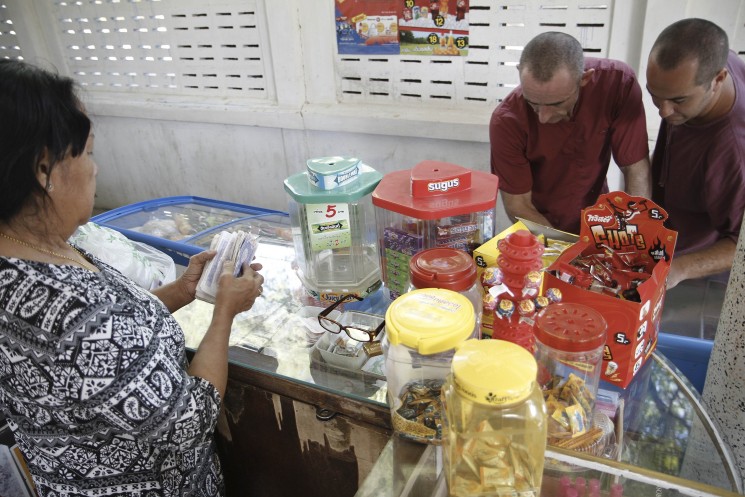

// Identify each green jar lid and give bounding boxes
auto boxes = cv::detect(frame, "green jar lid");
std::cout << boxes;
[284,160,382,203]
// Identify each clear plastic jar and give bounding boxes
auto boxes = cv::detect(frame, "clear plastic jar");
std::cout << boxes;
[442,339,547,496]
[534,303,607,449]
[408,248,482,337]
[383,288,475,444]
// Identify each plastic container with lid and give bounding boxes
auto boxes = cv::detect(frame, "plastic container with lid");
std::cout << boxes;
[534,303,607,450]
[441,339,547,496]
[372,160,498,301]
[284,157,383,304]
[408,248,482,336]
[382,288,476,444]
[482,229,545,352]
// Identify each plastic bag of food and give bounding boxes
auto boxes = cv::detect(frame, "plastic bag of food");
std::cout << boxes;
[70,222,177,290]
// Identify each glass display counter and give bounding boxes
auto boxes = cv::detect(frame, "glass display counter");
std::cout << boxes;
[355,352,743,497]
[172,235,742,497]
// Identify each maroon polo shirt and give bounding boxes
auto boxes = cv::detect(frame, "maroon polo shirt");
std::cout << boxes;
[651,51,745,254]
[490,58,649,234]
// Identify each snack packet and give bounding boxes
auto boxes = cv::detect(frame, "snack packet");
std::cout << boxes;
[195,230,259,303]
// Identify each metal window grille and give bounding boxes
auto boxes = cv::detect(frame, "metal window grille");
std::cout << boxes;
[52,0,267,98]
[0,3,23,60]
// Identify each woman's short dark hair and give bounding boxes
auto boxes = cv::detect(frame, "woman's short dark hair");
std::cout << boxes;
[0,60,91,223]
[651,18,729,86]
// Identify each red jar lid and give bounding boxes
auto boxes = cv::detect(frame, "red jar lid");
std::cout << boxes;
[534,303,607,352]
[409,248,477,292]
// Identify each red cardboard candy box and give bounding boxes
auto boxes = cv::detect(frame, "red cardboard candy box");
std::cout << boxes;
[543,192,678,389]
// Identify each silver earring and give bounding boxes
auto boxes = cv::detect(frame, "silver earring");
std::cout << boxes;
[47,183,54,191]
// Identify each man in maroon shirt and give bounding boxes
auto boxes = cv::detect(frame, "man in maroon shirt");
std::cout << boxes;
[647,19,745,289]
[490,32,651,235]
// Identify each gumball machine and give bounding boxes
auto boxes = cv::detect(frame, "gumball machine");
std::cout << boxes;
[284,157,383,304]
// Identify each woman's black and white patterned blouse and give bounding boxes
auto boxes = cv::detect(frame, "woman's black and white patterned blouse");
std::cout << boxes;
[0,253,224,497]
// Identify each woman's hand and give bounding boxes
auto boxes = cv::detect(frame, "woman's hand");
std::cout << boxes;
[213,259,264,319]
[152,250,217,312]
[178,250,217,300]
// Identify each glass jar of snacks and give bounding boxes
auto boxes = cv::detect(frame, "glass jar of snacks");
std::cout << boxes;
[382,288,475,444]
[441,339,547,496]
[534,303,607,452]
[408,247,482,336]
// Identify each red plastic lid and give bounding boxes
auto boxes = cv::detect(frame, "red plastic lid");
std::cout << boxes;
[371,160,499,220]
[490,318,536,353]
[409,248,477,292]
[497,230,545,261]
[534,303,607,352]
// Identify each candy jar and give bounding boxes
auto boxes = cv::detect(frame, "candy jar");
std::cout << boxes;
[441,339,547,496]
[408,247,482,337]
[382,288,475,444]
[534,303,608,454]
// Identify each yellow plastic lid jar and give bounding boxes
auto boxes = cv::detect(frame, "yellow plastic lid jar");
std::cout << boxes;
[382,288,475,444]
[442,339,547,496]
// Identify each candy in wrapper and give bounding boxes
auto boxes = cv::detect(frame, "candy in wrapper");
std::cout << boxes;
[534,295,550,310]
[545,287,563,304]
[522,270,542,297]
[482,293,498,312]
[518,299,536,316]
[496,299,515,319]
[481,266,504,287]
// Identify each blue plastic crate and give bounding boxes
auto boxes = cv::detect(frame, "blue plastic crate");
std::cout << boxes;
[656,332,713,393]
[92,196,290,265]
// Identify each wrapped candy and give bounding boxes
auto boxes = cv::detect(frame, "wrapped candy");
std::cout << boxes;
[482,293,498,312]
[481,266,504,287]
[522,270,542,297]
[534,295,550,311]
[496,299,515,319]
[545,287,563,304]
[518,299,536,316]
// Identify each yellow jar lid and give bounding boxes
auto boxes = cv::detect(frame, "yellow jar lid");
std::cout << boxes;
[385,288,475,355]
[452,339,537,406]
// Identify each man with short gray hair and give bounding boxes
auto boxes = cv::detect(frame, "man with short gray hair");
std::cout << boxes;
[490,31,651,234]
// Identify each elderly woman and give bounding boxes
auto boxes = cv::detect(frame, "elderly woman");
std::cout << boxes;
[0,59,263,496]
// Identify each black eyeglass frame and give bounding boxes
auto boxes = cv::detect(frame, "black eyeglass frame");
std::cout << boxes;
[317,294,385,343]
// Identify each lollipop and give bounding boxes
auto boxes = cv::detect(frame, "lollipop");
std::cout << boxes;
[545,287,563,304]
[522,270,542,297]
[496,299,515,319]
[481,266,504,287]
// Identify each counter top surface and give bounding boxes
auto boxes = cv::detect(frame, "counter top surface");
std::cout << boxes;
[173,239,741,496]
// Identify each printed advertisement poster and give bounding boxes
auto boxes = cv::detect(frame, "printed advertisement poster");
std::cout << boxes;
[399,0,469,56]
[306,203,353,251]
[335,0,400,55]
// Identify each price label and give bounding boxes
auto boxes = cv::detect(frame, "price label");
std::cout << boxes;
[306,203,352,251]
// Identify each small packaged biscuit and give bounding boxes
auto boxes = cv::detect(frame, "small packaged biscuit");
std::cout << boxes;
[196,230,259,303]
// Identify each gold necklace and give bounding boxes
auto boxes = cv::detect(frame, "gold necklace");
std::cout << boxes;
[0,231,96,270]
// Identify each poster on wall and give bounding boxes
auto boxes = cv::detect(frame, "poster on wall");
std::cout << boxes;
[398,0,469,56]
[335,0,400,55]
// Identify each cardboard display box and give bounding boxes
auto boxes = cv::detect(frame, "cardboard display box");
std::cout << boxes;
[543,192,678,389]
